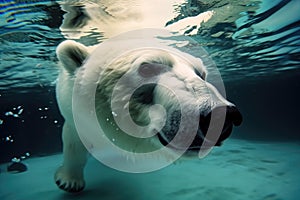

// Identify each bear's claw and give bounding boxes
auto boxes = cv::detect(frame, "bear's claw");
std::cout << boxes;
[54,166,85,193]
[55,179,85,193]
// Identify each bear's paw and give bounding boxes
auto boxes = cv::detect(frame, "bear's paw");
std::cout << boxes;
[54,166,85,193]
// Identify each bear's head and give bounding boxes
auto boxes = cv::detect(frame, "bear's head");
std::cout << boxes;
[57,40,242,157]
[95,48,242,152]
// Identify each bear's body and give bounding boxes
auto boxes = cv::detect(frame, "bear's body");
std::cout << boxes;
[54,35,242,193]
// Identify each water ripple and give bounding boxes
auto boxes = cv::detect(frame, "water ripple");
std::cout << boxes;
[0,0,299,91]
[0,1,64,90]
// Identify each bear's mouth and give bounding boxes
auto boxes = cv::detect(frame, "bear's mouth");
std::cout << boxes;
[157,122,234,152]
[156,106,242,152]
[157,130,217,152]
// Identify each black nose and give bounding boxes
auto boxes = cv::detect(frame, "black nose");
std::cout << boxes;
[199,106,242,145]
[227,106,243,126]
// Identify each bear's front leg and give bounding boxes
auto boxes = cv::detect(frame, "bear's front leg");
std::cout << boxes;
[54,122,87,193]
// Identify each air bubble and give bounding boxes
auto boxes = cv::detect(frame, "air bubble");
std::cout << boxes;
[18,108,23,115]
[11,158,20,163]
[112,111,118,117]
[5,111,13,116]
[5,136,13,142]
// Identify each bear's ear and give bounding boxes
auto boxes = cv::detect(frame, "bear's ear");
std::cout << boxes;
[56,40,89,72]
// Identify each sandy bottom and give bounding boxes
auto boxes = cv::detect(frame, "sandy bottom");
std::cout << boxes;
[0,139,299,200]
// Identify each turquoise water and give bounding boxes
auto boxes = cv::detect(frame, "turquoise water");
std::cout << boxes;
[0,0,299,199]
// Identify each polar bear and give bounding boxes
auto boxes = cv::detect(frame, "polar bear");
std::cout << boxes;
[54,36,242,193]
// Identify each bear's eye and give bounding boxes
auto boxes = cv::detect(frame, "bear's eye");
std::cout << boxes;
[138,63,166,78]
[194,69,206,80]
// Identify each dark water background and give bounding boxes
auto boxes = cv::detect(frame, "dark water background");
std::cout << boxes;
[0,0,300,163]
